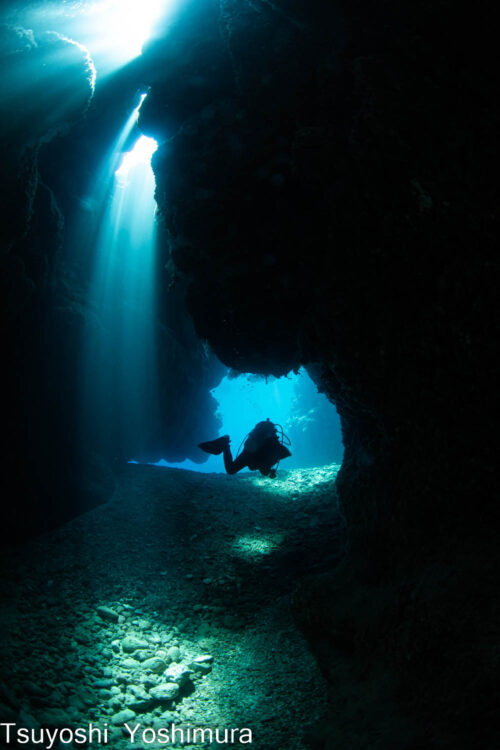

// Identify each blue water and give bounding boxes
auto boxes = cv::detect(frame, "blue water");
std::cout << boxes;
[155,368,344,472]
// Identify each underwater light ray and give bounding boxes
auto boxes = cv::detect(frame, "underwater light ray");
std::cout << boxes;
[81,94,160,459]
[14,0,181,75]
[115,135,158,186]
[106,0,166,58]
[87,93,147,217]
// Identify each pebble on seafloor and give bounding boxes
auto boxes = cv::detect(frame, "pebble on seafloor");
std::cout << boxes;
[97,607,120,624]
[149,683,180,701]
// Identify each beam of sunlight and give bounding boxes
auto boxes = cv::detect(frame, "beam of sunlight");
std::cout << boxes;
[68,0,171,71]
[90,93,148,210]
[115,134,158,187]
[97,0,167,59]
[0,27,95,141]
[9,0,182,77]
[81,98,160,460]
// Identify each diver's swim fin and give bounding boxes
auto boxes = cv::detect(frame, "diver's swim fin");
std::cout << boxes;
[198,436,230,455]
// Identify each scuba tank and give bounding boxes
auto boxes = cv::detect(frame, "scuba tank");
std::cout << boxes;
[236,418,292,474]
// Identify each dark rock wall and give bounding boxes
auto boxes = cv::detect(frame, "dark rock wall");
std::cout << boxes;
[138,1,499,746]
[139,0,340,375]
[0,24,100,538]
[141,0,498,546]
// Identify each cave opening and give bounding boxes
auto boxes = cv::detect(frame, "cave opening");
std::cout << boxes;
[7,0,180,76]
[154,368,344,474]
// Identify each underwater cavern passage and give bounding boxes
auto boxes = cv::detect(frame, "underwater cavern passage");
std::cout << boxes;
[0,1,498,749]
[77,87,344,473]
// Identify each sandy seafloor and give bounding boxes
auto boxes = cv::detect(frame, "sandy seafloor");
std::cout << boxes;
[0,463,344,749]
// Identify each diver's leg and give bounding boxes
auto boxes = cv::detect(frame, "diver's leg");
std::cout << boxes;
[198,435,230,455]
[223,446,248,475]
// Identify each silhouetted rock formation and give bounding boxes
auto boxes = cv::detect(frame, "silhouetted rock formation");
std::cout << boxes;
[137,1,498,746]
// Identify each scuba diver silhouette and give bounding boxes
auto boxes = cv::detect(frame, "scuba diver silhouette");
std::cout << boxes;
[198,418,291,478]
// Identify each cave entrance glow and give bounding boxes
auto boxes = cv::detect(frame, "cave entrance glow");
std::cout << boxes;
[94,0,169,61]
[82,99,159,459]
[156,368,344,473]
[11,0,180,76]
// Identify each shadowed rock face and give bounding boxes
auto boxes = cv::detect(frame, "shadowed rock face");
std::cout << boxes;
[140,0,498,550]
[139,0,348,376]
[137,1,499,745]
[0,24,99,537]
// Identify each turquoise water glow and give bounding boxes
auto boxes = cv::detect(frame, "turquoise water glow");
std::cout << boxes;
[158,369,344,473]
[17,0,182,77]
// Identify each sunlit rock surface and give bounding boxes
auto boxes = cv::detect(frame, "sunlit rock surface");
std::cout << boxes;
[0,463,342,748]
